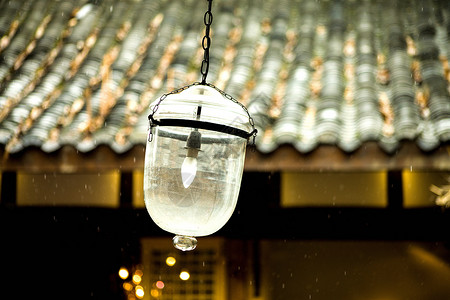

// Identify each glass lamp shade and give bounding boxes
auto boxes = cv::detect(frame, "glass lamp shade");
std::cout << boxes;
[144,84,254,251]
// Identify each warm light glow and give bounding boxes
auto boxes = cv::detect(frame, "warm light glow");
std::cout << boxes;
[403,171,448,208]
[181,157,197,188]
[166,256,176,266]
[150,288,160,298]
[281,172,388,208]
[409,245,450,271]
[156,280,165,289]
[123,282,133,291]
[132,274,142,284]
[179,270,190,281]
[118,267,129,280]
[135,285,144,299]
[17,172,121,207]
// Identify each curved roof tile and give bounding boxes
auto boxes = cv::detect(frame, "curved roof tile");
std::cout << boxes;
[0,0,449,154]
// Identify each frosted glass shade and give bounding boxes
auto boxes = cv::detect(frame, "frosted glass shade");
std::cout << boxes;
[144,85,253,239]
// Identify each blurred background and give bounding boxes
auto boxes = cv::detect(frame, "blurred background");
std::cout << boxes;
[1,0,450,299]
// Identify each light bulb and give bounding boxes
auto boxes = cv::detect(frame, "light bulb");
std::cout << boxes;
[179,270,190,281]
[118,267,129,280]
[181,156,197,188]
[181,129,201,188]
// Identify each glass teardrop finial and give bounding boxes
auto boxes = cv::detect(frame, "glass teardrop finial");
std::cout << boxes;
[173,235,197,251]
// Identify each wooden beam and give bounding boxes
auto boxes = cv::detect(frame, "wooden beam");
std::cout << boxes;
[0,145,145,173]
[245,142,450,172]
[1,142,449,172]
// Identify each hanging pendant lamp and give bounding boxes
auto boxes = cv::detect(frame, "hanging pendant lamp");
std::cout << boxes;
[143,0,257,251]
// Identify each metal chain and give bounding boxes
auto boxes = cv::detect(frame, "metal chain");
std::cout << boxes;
[147,0,257,145]
[148,83,198,142]
[200,0,213,84]
[148,82,258,144]
[203,82,258,144]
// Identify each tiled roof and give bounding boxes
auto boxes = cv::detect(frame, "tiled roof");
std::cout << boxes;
[0,0,449,155]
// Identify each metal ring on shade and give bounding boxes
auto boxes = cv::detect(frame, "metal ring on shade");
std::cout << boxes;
[149,115,257,140]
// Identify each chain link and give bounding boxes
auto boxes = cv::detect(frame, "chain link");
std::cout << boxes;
[148,83,197,142]
[203,82,258,144]
[148,82,257,144]
[200,0,213,84]
[147,0,257,145]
